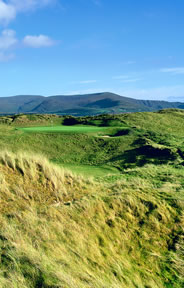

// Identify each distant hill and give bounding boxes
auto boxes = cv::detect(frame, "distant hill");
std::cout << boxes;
[1,92,184,115]
[0,95,44,114]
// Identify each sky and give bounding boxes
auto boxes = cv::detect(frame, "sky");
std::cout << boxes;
[0,0,184,100]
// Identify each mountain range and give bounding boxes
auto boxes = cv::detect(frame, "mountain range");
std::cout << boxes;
[1,92,184,115]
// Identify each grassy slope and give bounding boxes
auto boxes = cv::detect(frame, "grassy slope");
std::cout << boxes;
[0,125,134,177]
[0,152,183,287]
[0,111,184,286]
[0,109,184,177]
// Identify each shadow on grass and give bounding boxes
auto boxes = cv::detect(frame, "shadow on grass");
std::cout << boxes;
[109,143,178,169]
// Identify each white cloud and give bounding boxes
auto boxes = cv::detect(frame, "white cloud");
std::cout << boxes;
[0,30,55,61]
[0,1,16,24]
[0,1,56,61]
[160,67,184,75]
[23,34,55,48]
[0,0,55,24]
[0,29,17,61]
[0,29,17,49]
[9,0,55,12]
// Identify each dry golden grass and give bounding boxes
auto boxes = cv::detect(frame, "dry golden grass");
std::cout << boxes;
[0,151,183,287]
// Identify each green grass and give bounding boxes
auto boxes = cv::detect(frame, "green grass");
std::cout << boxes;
[17,125,109,134]
[16,124,133,177]
[0,126,134,177]
[0,110,183,286]
[57,163,121,178]
[1,109,184,178]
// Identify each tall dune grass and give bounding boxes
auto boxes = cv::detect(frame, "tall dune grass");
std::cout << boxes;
[0,151,183,287]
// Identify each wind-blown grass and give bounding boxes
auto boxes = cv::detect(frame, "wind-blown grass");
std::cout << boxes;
[0,151,183,287]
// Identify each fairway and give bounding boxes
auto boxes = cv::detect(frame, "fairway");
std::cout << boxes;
[18,125,109,134]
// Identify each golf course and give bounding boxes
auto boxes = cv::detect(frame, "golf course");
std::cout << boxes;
[1,1,184,286]
[0,110,183,287]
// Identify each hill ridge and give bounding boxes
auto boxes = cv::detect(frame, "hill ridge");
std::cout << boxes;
[0,92,184,115]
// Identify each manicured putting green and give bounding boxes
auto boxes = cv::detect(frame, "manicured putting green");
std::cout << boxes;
[18,125,109,134]
[57,163,121,178]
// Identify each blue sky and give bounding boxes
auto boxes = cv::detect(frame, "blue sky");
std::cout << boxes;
[0,0,184,100]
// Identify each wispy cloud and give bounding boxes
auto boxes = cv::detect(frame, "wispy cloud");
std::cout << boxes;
[0,29,17,61]
[79,80,97,84]
[125,60,136,65]
[71,80,97,85]
[160,67,184,75]
[0,1,16,24]
[0,51,15,61]
[112,75,142,83]
[117,85,184,100]
[64,88,109,96]
[23,35,55,48]
[10,0,55,12]
[0,0,56,25]
[112,75,129,80]
[121,78,143,83]
[0,29,17,49]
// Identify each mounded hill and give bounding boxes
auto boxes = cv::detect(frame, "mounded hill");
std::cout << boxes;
[0,110,183,286]
[0,151,183,287]
[1,92,184,115]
